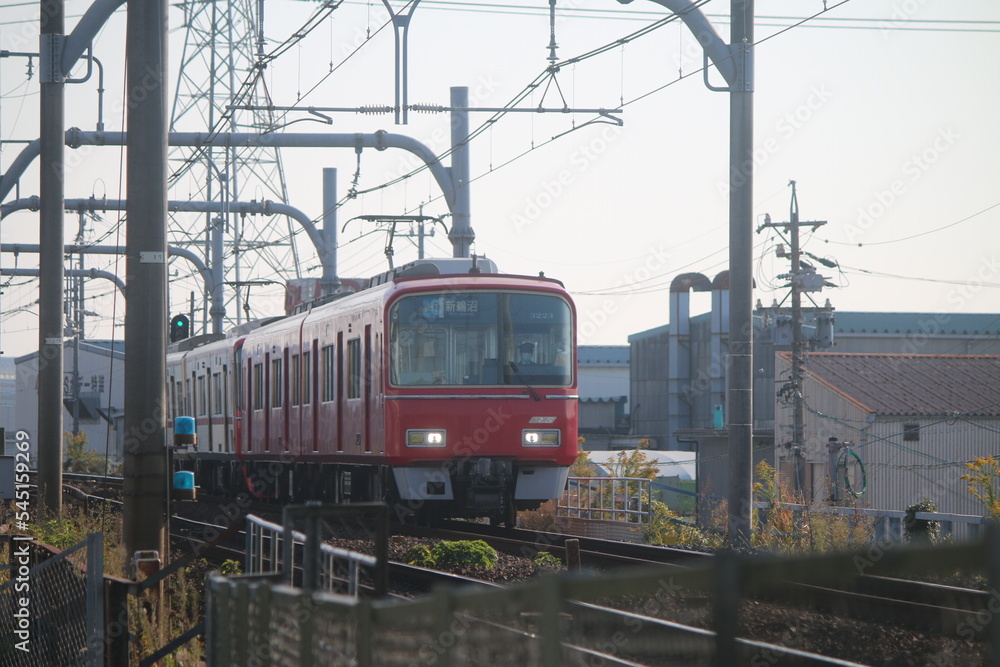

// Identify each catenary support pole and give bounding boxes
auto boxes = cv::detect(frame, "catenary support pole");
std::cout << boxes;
[38,0,65,516]
[123,0,169,564]
[448,86,474,257]
[726,0,754,548]
[322,168,340,293]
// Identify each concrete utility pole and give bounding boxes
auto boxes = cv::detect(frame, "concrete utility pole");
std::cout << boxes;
[726,0,755,548]
[122,0,169,565]
[38,0,66,516]
[624,0,754,546]
[758,182,828,497]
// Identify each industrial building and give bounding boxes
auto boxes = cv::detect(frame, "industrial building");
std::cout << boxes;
[627,270,1000,514]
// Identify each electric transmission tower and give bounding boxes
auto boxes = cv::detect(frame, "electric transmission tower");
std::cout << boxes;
[169,0,302,332]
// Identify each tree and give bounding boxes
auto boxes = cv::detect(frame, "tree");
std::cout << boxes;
[64,431,108,474]
[570,448,597,477]
[961,456,1000,521]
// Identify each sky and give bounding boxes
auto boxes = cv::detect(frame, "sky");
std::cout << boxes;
[1,0,998,358]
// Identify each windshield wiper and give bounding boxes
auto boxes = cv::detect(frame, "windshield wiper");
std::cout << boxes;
[508,362,541,401]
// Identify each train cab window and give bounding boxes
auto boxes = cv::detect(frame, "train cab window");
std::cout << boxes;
[346,338,362,399]
[389,291,572,387]
[291,354,301,406]
[322,344,335,401]
[271,358,283,408]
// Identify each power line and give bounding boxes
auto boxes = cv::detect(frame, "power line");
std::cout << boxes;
[837,264,1000,289]
[820,201,1000,248]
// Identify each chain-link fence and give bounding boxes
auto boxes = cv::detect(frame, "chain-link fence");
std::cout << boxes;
[0,534,103,667]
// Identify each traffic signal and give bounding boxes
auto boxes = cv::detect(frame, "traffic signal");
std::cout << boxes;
[170,314,190,342]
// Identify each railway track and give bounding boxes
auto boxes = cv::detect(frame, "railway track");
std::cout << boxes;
[416,518,713,569]
[62,479,993,646]
[173,513,868,666]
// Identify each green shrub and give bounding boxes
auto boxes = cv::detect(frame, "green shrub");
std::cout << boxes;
[431,540,497,570]
[405,544,436,568]
[533,551,562,571]
[904,498,940,544]
[644,501,708,546]
[219,559,243,576]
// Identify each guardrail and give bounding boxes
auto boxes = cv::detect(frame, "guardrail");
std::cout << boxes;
[558,476,652,524]
[245,513,378,596]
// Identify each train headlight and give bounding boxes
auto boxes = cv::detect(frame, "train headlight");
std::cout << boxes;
[522,429,560,447]
[406,429,447,447]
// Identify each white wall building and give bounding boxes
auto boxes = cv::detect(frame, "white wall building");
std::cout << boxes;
[0,358,15,455]
[15,340,126,467]
[577,346,631,449]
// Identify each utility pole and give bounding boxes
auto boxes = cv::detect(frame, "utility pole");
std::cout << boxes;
[38,0,66,515]
[757,181,829,498]
[123,0,169,571]
[623,0,755,546]
[726,0,755,549]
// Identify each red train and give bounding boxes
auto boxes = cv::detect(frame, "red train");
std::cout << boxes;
[167,257,579,525]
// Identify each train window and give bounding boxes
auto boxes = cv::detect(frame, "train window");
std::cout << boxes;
[213,372,223,415]
[234,348,243,411]
[272,358,283,408]
[322,344,335,401]
[389,291,572,387]
[303,350,311,404]
[291,354,301,406]
[347,338,362,399]
[199,375,208,416]
[253,363,264,410]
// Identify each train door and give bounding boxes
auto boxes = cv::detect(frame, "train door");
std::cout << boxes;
[206,366,214,452]
[222,364,230,452]
[245,357,255,455]
[363,324,372,453]
[336,331,345,453]
[281,347,299,452]
[311,339,319,453]
[264,352,271,452]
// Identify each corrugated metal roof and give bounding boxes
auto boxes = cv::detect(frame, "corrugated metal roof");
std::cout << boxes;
[785,352,1000,417]
[578,345,629,365]
[832,312,1000,336]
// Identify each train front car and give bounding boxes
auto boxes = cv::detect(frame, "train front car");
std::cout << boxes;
[384,273,578,525]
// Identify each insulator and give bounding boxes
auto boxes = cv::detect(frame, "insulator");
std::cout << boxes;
[359,105,393,115]
[410,104,445,113]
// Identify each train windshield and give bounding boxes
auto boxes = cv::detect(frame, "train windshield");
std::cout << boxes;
[389,291,573,387]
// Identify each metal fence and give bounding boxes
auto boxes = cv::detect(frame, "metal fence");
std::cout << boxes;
[206,525,1000,666]
[245,513,378,596]
[558,476,652,524]
[0,534,104,667]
